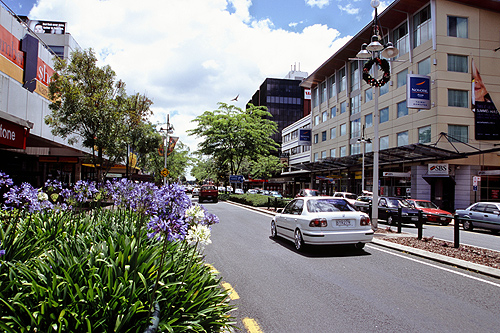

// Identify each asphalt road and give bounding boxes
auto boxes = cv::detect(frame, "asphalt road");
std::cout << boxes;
[202,201,500,333]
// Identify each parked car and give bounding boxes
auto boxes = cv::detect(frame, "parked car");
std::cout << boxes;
[333,192,358,205]
[192,187,200,197]
[406,199,453,225]
[295,189,320,197]
[199,185,218,203]
[235,188,244,194]
[378,197,420,227]
[247,189,258,194]
[271,197,373,251]
[354,196,372,213]
[270,191,282,198]
[455,202,500,232]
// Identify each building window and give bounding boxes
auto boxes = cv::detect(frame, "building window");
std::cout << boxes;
[448,16,468,38]
[448,89,468,108]
[329,75,337,98]
[448,54,468,73]
[397,69,408,88]
[330,127,336,139]
[314,115,320,126]
[365,142,373,153]
[380,107,389,123]
[340,123,347,136]
[350,118,361,139]
[413,5,432,48]
[314,133,319,144]
[397,101,408,118]
[340,101,347,114]
[418,58,431,75]
[330,148,336,157]
[350,95,361,115]
[418,125,431,143]
[393,22,409,57]
[350,61,360,92]
[312,87,318,108]
[338,67,346,93]
[365,88,373,102]
[314,152,319,162]
[330,106,336,118]
[303,145,311,152]
[397,131,408,146]
[380,83,389,96]
[320,81,327,104]
[380,135,389,150]
[340,146,347,157]
[351,143,361,155]
[322,131,327,141]
[365,114,373,128]
[322,111,328,122]
[321,151,327,159]
[448,125,468,143]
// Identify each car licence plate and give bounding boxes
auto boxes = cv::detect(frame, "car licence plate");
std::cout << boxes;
[335,219,354,227]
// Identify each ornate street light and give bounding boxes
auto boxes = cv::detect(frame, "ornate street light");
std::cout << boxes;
[160,114,174,185]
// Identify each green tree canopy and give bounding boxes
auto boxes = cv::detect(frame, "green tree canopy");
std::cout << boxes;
[249,155,284,180]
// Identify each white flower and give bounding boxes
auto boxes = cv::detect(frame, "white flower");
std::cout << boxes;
[185,204,205,223]
[38,191,49,201]
[186,224,212,246]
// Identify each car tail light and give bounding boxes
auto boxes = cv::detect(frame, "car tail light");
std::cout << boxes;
[309,218,327,227]
[360,216,371,226]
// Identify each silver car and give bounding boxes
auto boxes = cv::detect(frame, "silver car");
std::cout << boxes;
[271,197,373,251]
[455,202,500,232]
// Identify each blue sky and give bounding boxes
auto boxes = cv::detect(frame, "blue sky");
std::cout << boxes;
[3,0,393,162]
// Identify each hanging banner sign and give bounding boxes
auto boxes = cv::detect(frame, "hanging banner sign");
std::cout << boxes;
[472,59,500,140]
[167,136,179,156]
[407,74,431,109]
[298,128,311,146]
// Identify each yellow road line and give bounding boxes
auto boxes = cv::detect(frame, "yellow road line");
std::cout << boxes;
[242,317,263,333]
[221,282,240,300]
[204,263,219,274]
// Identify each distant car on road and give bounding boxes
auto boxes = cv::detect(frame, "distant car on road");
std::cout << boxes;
[192,187,200,198]
[271,197,373,251]
[270,191,282,198]
[378,197,420,227]
[455,202,500,232]
[406,199,453,226]
[295,189,320,197]
[235,188,244,194]
[199,185,218,203]
[247,189,258,194]
[354,195,372,213]
[333,192,358,205]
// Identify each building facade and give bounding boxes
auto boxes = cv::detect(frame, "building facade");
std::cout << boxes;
[299,0,500,211]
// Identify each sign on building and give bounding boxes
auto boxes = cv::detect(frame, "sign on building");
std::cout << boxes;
[428,163,449,175]
[407,74,431,109]
[298,128,311,146]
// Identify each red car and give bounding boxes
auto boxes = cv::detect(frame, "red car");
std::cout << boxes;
[406,199,453,225]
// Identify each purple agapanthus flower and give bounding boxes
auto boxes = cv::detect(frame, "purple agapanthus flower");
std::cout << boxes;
[0,171,13,188]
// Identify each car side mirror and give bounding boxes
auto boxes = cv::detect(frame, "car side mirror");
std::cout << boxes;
[494,210,500,215]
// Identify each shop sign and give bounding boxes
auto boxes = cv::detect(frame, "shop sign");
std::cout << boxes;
[0,119,29,149]
[383,172,411,177]
[428,163,449,175]
[478,170,500,176]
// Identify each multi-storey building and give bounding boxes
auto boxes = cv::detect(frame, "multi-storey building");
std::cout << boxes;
[299,0,500,212]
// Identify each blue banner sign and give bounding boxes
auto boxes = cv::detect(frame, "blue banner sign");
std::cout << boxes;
[298,128,311,146]
[407,74,431,109]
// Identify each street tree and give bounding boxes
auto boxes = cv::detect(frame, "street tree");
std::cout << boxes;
[145,139,191,184]
[188,103,278,177]
[249,155,284,180]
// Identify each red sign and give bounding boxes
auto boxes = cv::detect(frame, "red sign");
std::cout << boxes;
[0,119,29,149]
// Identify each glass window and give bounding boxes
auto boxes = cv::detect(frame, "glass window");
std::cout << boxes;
[414,5,432,48]
[330,127,336,139]
[380,135,389,150]
[380,107,389,123]
[393,22,409,57]
[365,88,373,102]
[314,133,319,144]
[365,142,373,153]
[314,152,319,161]
[350,61,360,92]
[314,115,320,125]
[397,131,408,146]
[330,148,336,157]
[340,101,347,114]
[351,143,361,155]
[340,146,347,157]
[322,131,327,141]
[448,124,468,143]
[397,101,408,118]
[320,81,327,104]
[380,83,389,96]
[448,89,468,108]
[448,16,468,38]
[447,54,468,73]
[350,95,361,115]
[397,69,408,88]
[340,123,347,136]
[350,119,361,139]
[312,87,318,108]
[418,58,431,75]
[418,125,431,143]
[321,151,327,159]
[329,75,337,98]
[338,67,346,93]
[365,114,373,128]
[330,106,336,118]
[322,111,328,122]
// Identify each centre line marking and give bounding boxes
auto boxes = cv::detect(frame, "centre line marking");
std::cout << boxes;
[242,317,263,333]
[221,282,240,300]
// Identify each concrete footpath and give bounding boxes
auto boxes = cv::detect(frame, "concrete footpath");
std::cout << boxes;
[226,200,500,279]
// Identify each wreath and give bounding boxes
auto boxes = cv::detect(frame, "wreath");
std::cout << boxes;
[363,57,390,87]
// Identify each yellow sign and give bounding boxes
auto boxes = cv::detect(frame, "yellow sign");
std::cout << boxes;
[161,168,169,177]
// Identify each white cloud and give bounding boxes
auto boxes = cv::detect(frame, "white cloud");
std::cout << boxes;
[338,3,360,15]
[29,0,349,168]
[304,0,330,9]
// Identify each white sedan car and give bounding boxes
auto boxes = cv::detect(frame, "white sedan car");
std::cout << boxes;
[271,197,373,251]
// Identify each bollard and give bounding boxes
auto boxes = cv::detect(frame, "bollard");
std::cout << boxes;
[454,214,460,248]
[417,210,423,240]
[368,202,372,218]
[267,197,270,210]
[397,207,402,233]
[274,197,278,211]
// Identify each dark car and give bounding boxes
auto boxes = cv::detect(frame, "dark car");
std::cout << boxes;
[378,197,420,227]
[354,195,372,213]
[295,189,320,197]
[455,202,500,232]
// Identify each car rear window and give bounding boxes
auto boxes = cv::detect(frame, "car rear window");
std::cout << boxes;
[307,199,354,213]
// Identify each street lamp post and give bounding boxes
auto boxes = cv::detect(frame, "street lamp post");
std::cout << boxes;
[354,0,398,229]
[160,114,174,186]
[357,127,371,194]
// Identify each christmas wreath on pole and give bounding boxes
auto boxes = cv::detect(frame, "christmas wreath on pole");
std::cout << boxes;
[363,57,390,87]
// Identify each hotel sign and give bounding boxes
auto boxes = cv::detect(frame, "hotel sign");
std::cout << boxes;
[407,74,431,109]
[298,128,311,146]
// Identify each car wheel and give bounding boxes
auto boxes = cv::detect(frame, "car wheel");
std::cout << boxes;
[294,229,305,251]
[387,216,394,225]
[354,242,365,250]
[463,219,473,231]
[271,220,277,238]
